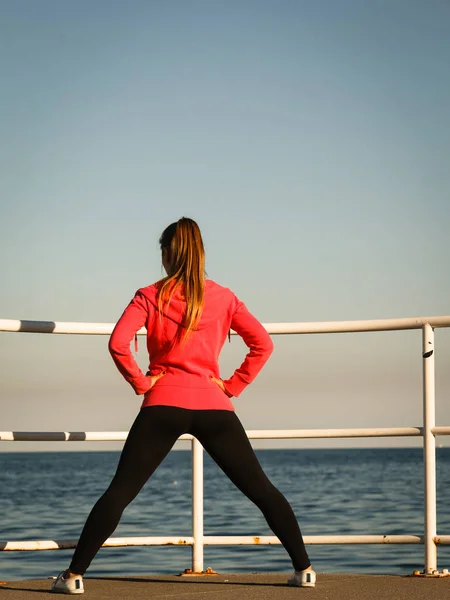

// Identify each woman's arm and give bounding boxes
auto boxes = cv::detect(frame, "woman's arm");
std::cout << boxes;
[108,291,151,395]
[221,299,274,397]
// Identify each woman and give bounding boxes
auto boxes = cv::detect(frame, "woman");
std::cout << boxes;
[52,217,315,594]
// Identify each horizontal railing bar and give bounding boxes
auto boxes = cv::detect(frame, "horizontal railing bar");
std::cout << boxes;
[6,534,450,552]
[1,316,450,336]
[436,536,450,544]
[246,428,423,439]
[203,535,425,545]
[263,318,450,334]
[432,427,450,436]
[5,427,450,441]
[0,537,194,551]
[0,427,426,442]
[0,432,192,442]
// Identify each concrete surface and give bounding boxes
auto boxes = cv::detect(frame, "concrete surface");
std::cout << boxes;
[1,573,449,600]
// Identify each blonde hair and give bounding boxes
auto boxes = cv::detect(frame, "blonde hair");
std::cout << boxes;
[157,217,205,343]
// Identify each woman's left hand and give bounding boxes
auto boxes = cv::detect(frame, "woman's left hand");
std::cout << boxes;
[210,376,233,398]
[145,371,166,392]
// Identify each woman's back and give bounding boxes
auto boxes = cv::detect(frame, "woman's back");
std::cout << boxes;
[109,279,274,411]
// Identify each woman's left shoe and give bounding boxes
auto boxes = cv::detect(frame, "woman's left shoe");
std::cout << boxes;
[287,568,316,588]
[51,571,84,594]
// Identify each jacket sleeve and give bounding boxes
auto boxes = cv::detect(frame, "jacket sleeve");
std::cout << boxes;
[108,290,151,395]
[222,299,274,398]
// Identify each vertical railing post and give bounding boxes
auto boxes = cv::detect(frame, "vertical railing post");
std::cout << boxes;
[191,437,204,573]
[422,323,437,573]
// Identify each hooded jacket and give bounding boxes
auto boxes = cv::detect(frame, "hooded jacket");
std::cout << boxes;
[108,279,274,411]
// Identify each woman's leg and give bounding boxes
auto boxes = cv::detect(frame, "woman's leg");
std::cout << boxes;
[191,410,311,572]
[69,406,190,575]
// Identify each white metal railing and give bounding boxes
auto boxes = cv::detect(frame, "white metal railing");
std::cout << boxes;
[1,316,450,576]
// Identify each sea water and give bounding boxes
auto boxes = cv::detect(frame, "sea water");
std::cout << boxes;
[1,448,449,580]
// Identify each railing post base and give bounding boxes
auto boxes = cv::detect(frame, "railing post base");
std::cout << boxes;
[411,569,449,578]
[180,567,219,577]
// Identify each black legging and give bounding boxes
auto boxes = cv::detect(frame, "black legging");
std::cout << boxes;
[70,406,310,574]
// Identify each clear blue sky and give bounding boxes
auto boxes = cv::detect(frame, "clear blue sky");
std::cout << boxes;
[1,0,449,450]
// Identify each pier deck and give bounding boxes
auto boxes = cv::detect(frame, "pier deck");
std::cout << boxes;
[1,573,449,599]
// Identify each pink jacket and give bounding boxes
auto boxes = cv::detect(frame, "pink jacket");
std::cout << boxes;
[108,279,274,411]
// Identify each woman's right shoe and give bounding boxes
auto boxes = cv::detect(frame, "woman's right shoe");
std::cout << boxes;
[51,571,84,594]
[287,568,316,588]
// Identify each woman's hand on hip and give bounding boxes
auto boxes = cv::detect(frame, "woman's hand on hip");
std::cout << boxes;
[145,371,166,392]
[210,376,233,398]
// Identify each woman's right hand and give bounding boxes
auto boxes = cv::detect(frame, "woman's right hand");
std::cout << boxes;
[210,376,233,398]
[145,371,166,392]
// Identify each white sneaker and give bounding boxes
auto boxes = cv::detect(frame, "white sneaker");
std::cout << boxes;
[288,569,316,588]
[51,571,84,594]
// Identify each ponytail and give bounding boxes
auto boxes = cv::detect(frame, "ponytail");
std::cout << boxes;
[158,217,205,343]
